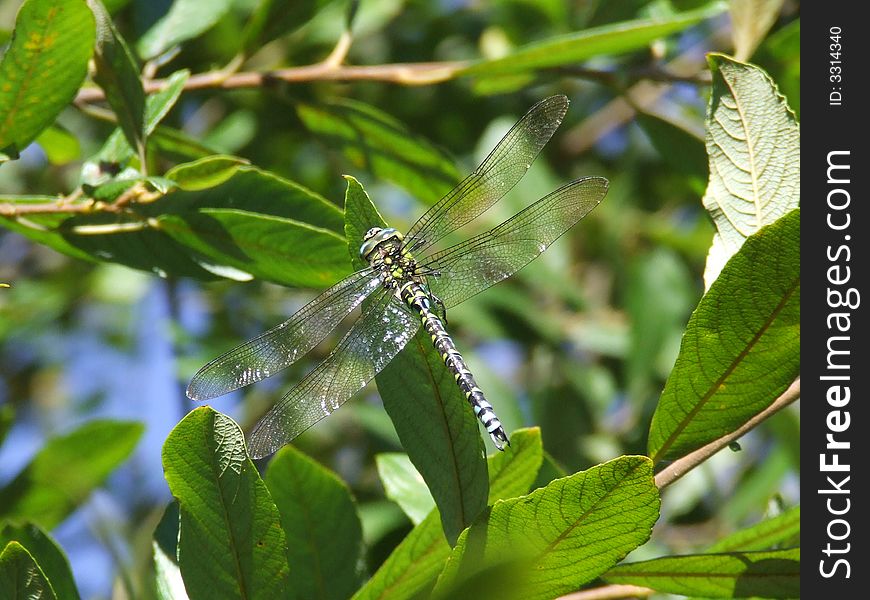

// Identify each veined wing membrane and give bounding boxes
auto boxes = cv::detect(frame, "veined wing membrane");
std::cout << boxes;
[423,177,609,309]
[248,291,420,458]
[187,269,382,401]
[405,95,569,252]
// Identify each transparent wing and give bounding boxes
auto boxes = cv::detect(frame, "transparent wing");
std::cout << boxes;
[187,268,382,402]
[422,177,609,309]
[404,95,569,253]
[247,291,421,458]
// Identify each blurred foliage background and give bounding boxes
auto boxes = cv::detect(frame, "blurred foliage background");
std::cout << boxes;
[0,0,799,597]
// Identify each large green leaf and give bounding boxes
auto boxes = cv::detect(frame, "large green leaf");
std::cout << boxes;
[137,0,233,59]
[0,200,96,263]
[376,453,435,525]
[460,3,726,78]
[378,334,489,546]
[298,100,461,205]
[0,0,95,158]
[162,407,289,600]
[89,0,145,155]
[152,502,189,600]
[0,523,79,600]
[433,456,659,600]
[343,176,488,547]
[0,542,56,600]
[648,209,799,462]
[702,54,800,288]
[603,547,800,598]
[352,428,544,600]
[264,446,364,600]
[155,166,349,287]
[0,420,143,529]
[706,505,800,552]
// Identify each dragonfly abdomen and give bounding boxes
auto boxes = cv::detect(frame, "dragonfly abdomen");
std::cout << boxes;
[402,283,509,450]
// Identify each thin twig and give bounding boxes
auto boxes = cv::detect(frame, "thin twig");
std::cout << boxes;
[558,584,653,600]
[322,29,354,69]
[0,202,93,216]
[0,188,95,217]
[75,61,468,103]
[654,377,801,490]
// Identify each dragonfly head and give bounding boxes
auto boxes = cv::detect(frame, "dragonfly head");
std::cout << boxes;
[360,227,403,261]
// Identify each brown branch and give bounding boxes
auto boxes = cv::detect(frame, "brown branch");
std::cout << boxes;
[0,201,95,216]
[559,584,653,600]
[75,61,469,103]
[0,181,164,217]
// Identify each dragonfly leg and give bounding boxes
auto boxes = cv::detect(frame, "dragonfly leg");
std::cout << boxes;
[430,292,448,324]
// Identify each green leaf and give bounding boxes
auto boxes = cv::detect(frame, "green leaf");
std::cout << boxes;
[162,407,289,600]
[242,0,335,56]
[0,201,97,263]
[702,54,800,288]
[648,209,800,463]
[352,428,543,600]
[352,512,444,600]
[84,69,189,179]
[152,502,189,600]
[0,420,143,529]
[144,70,190,135]
[603,547,800,598]
[0,0,95,156]
[165,155,250,191]
[0,541,56,600]
[89,0,145,155]
[377,309,490,548]
[35,125,82,165]
[264,446,364,600]
[155,166,349,287]
[343,175,388,270]
[0,523,79,600]
[376,453,435,525]
[434,456,659,600]
[298,99,461,205]
[137,0,233,59]
[484,427,543,503]
[706,505,800,552]
[460,3,726,77]
[624,247,695,402]
[343,176,489,546]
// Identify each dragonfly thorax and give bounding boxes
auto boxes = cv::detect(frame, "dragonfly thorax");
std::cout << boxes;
[360,227,424,295]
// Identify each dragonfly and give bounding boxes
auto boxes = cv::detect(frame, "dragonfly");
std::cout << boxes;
[187,95,608,459]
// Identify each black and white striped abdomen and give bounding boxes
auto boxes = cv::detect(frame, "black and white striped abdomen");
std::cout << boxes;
[401,282,509,450]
